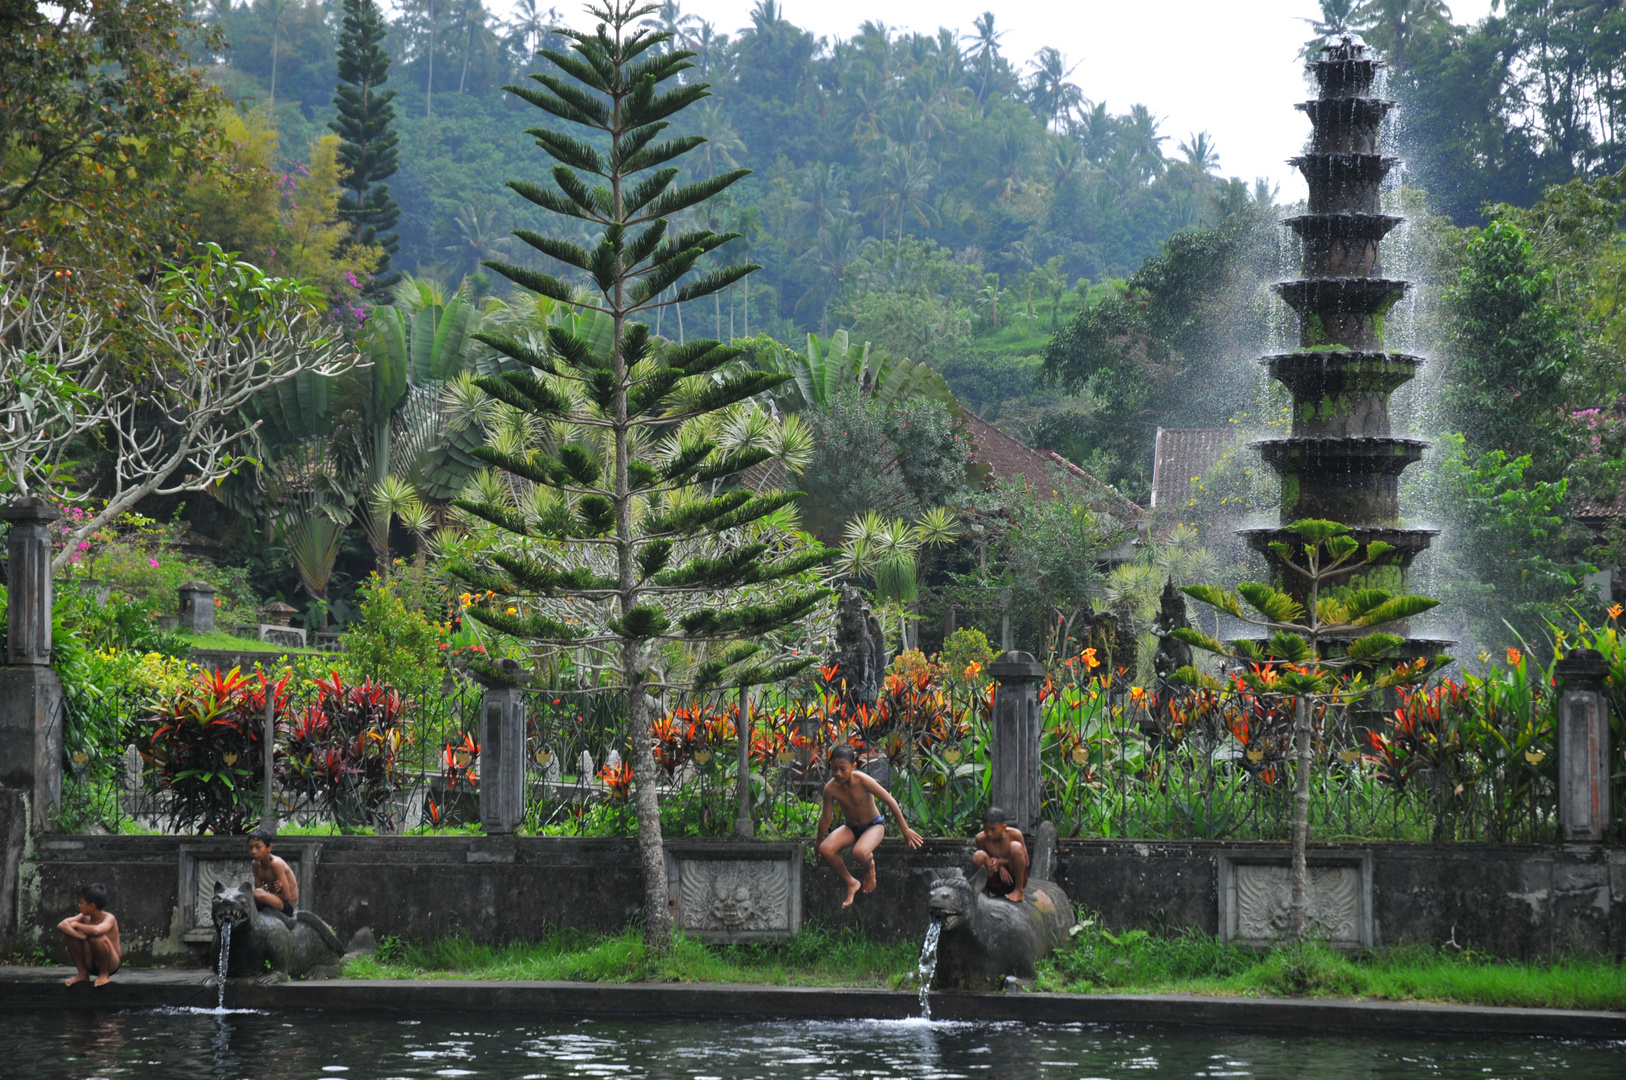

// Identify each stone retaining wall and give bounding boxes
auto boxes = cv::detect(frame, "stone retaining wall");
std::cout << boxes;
[9,835,1624,964]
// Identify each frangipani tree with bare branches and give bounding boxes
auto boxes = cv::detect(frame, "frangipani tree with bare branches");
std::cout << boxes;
[2,243,359,568]
[1168,519,1445,940]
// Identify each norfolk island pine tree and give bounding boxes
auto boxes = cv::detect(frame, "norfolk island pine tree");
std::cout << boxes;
[331,0,402,293]
[449,1,831,947]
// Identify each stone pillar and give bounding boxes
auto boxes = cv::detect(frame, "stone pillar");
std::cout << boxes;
[177,581,216,634]
[988,650,1045,834]
[1556,648,1611,843]
[478,685,526,835]
[0,497,63,826]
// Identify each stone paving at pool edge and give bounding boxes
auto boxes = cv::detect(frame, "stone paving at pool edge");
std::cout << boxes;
[2,967,1623,1039]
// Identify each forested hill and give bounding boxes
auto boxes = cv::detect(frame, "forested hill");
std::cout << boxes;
[198,0,1261,339]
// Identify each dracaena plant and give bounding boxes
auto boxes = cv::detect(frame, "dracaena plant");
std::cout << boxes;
[445,1,830,946]
[1166,519,1447,940]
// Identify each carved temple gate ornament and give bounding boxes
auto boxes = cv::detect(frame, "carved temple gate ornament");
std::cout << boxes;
[664,841,802,942]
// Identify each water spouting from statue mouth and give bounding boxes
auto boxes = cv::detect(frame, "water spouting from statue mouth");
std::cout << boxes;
[215,919,233,1011]
[916,918,942,1020]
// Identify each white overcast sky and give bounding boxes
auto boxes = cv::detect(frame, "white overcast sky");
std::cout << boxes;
[487,0,1498,202]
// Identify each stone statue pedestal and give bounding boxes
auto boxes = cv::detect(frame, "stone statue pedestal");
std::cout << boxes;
[988,651,1045,834]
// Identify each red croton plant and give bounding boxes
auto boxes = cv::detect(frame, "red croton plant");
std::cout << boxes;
[146,667,289,835]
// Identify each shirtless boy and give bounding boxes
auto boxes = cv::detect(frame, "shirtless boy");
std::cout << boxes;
[249,828,299,916]
[816,745,923,907]
[972,806,1028,903]
[57,883,120,987]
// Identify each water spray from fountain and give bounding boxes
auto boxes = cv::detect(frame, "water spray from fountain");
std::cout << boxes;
[1242,32,1448,658]
[916,919,942,1020]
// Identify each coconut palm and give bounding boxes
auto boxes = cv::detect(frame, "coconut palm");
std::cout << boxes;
[1026,47,1086,132]
[1178,131,1220,174]
[1353,0,1452,72]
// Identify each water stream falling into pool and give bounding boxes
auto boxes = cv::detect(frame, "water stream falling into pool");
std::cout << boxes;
[915,919,942,1019]
[214,921,231,1011]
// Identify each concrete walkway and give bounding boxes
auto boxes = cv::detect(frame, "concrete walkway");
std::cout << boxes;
[2,966,1622,1039]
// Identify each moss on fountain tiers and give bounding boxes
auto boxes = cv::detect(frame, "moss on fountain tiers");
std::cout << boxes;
[1262,352,1423,437]
[1239,524,1438,576]
[1254,437,1428,522]
[1274,278,1410,350]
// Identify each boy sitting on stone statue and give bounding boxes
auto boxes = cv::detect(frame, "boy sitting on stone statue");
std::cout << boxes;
[973,806,1028,902]
[57,882,121,986]
[816,745,924,907]
[249,828,299,916]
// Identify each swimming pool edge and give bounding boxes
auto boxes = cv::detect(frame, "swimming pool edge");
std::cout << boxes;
[3,969,1623,1040]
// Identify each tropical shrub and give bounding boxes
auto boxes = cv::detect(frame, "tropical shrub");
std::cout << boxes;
[280,672,411,829]
[336,574,448,698]
[145,667,289,835]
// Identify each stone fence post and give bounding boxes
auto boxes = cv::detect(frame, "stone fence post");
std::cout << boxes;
[0,496,64,825]
[477,661,527,836]
[988,650,1045,834]
[1555,648,1611,843]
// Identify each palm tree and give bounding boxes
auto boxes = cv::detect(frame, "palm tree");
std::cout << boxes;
[859,143,937,257]
[1299,0,1361,56]
[452,0,487,94]
[964,11,1007,103]
[983,125,1031,201]
[503,0,558,59]
[686,20,731,80]
[444,201,516,276]
[266,0,290,105]
[1074,101,1116,164]
[1026,47,1086,132]
[692,101,745,178]
[1353,0,1452,72]
[1178,131,1220,174]
[1122,104,1169,178]
[641,1,697,52]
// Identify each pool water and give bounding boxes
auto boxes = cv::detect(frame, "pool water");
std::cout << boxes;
[3,1009,1621,1079]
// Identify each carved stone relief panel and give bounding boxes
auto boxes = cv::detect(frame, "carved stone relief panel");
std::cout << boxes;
[1218,851,1373,948]
[177,845,316,943]
[667,846,802,941]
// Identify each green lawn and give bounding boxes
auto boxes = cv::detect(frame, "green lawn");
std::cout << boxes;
[343,922,1626,1012]
[179,629,327,654]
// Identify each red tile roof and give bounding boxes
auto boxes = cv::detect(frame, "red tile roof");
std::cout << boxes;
[1151,428,1231,510]
[961,410,1145,523]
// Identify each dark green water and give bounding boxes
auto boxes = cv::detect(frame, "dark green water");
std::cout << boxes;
[2,1008,1621,1079]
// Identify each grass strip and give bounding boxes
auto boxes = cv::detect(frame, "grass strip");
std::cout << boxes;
[346,920,1626,1012]
[1036,919,1626,1012]
[343,925,918,987]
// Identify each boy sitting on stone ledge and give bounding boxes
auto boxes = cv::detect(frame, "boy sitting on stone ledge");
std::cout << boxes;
[57,882,120,987]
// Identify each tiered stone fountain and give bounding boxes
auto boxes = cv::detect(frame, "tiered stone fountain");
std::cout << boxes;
[1242,34,1441,651]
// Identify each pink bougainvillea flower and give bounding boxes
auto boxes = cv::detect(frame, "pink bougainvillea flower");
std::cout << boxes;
[148,558,160,569]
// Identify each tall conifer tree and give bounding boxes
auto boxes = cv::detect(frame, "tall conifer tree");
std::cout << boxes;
[331,0,401,290]
[451,1,828,945]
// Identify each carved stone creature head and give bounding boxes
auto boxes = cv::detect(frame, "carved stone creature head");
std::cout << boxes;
[211,880,255,933]
[927,867,986,932]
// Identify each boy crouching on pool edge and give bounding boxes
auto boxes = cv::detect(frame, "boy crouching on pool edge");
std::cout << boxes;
[57,882,120,987]
[816,745,924,908]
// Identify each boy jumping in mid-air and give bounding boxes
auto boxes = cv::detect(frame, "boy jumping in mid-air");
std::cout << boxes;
[57,883,120,987]
[249,828,299,916]
[973,806,1028,903]
[816,745,923,907]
